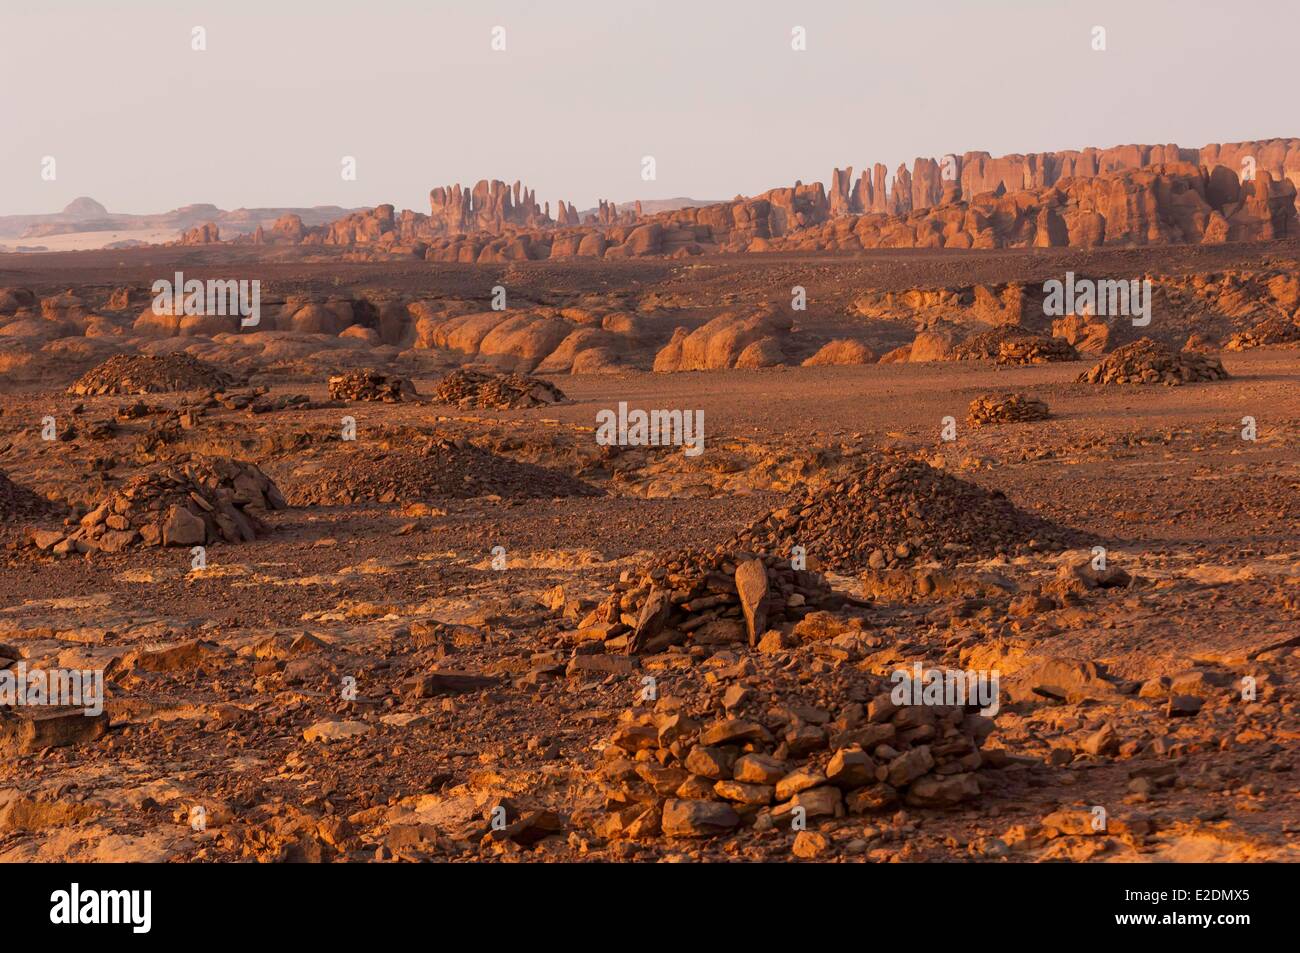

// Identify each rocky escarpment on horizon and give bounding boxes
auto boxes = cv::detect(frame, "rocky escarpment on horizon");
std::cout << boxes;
[216,137,1300,261]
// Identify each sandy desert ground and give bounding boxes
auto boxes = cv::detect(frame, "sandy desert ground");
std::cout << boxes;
[0,229,181,254]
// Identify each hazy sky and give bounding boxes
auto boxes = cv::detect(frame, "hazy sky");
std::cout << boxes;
[2,0,1295,215]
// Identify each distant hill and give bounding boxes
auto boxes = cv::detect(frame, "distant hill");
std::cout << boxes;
[0,199,366,241]
[62,196,110,220]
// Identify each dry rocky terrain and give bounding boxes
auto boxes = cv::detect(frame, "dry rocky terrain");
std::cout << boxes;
[0,240,1296,864]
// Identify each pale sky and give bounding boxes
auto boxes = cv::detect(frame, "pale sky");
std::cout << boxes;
[2,0,1295,216]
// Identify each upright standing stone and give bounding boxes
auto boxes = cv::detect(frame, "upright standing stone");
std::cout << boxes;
[734,559,769,646]
[627,587,671,654]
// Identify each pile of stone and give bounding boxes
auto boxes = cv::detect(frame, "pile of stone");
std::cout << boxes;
[0,470,48,522]
[587,549,856,655]
[27,456,285,555]
[732,455,1081,571]
[431,369,567,410]
[67,354,239,396]
[1224,315,1300,351]
[1077,337,1229,385]
[327,370,417,402]
[951,327,1078,365]
[996,334,1079,365]
[966,393,1052,427]
[283,436,600,506]
[592,679,998,840]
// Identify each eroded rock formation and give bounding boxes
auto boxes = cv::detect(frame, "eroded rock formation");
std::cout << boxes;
[235,138,1298,261]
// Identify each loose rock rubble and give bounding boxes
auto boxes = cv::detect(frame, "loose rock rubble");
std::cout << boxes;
[201,389,314,414]
[0,470,48,522]
[67,353,240,396]
[327,369,417,402]
[431,369,567,409]
[586,549,857,655]
[966,393,1052,427]
[591,675,1000,841]
[1077,338,1229,385]
[733,456,1083,570]
[27,455,285,554]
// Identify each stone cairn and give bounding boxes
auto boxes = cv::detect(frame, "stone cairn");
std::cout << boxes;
[732,455,1081,572]
[966,393,1052,427]
[327,370,416,402]
[951,327,1078,365]
[583,549,856,656]
[592,679,999,840]
[431,369,567,410]
[1224,315,1300,351]
[67,353,238,396]
[996,334,1079,365]
[28,456,285,555]
[1077,337,1229,385]
[283,435,600,507]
